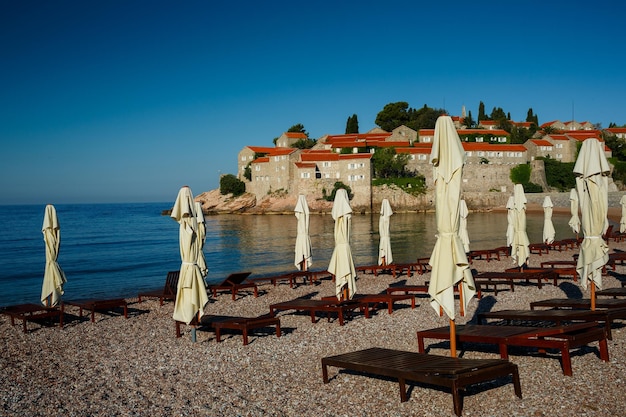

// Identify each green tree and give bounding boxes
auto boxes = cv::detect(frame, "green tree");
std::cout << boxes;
[478,101,487,121]
[526,108,539,125]
[345,114,359,134]
[371,147,410,178]
[539,157,576,191]
[407,104,444,131]
[375,102,412,131]
[464,111,475,128]
[220,174,246,196]
[291,138,317,149]
[510,163,531,184]
[288,123,308,137]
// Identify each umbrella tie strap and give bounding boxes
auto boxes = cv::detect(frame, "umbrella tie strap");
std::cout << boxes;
[182,261,198,265]
[583,235,601,239]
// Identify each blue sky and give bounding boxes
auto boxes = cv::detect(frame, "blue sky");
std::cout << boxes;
[1,1,624,204]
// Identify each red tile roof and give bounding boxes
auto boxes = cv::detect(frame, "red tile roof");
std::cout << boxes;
[530,139,554,147]
[285,132,308,139]
[462,143,526,152]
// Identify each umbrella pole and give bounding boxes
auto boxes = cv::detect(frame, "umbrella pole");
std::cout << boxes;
[458,285,464,316]
[449,319,457,358]
[590,282,596,311]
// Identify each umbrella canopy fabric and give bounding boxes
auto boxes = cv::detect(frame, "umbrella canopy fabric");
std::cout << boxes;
[294,194,312,270]
[427,116,476,320]
[619,194,626,233]
[458,199,470,253]
[41,204,66,307]
[568,188,581,234]
[574,138,610,291]
[328,188,357,300]
[195,202,208,278]
[378,199,393,265]
[171,187,209,324]
[542,196,556,244]
[506,196,515,247]
[511,184,530,268]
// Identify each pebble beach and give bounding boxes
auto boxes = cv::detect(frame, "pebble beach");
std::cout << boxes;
[2,239,626,417]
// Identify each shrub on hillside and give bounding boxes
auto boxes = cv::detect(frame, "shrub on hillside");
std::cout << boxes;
[220,174,246,197]
[322,182,353,201]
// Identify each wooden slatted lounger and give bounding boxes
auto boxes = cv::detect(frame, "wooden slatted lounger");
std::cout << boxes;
[138,270,180,305]
[321,347,522,417]
[269,298,365,326]
[478,308,626,341]
[175,315,281,345]
[530,298,626,310]
[63,298,128,322]
[417,322,609,376]
[207,272,258,301]
[0,303,64,332]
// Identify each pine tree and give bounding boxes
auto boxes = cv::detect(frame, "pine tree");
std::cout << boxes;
[345,114,359,133]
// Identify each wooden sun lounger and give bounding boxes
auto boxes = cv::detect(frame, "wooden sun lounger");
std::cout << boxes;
[207,272,258,300]
[530,298,626,310]
[269,298,364,326]
[0,303,64,332]
[477,308,626,340]
[386,284,482,298]
[323,293,416,315]
[476,270,556,289]
[175,314,281,345]
[138,270,180,305]
[63,298,128,322]
[321,347,522,416]
[417,322,608,376]
[596,287,626,298]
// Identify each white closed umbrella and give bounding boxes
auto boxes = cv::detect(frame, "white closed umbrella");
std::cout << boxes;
[542,196,556,244]
[568,188,581,235]
[619,194,626,233]
[328,188,357,300]
[294,194,312,271]
[574,138,610,310]
[458,199,470,253]
[195,202,208,278]
[171,186,209,334]
[41,204,66,307]
[427,115,476,358]
[511,184,530,268]
[378,199,393,266]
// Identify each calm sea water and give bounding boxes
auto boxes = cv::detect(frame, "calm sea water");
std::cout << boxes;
[0,202,578,306]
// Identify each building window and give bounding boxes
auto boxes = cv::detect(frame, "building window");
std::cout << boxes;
[556,143,563,148]
[476,137,483,142]
[322,161,331,167]
[255,165,260,171]
[419,154,427,160]
[423,137,431,142]
[301,172,310,179]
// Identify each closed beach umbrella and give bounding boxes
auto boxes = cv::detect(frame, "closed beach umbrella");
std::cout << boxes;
[195,202,208,278]
[574,138,610,310]
[542,196,556,245]
[568,188,581,235]
[458,199,470,253]
[328,188,357,300]
[427,115,476,358]
[171,186,209,328]
[294,194,312,271]
[378,199,393,266]
[40,204,66,307]
[620,195,626,233]
[511,184,530,268]
[506,196,515,247]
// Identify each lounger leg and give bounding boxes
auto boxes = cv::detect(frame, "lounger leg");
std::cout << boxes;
[599,338,609,362]
[338,311,344,326]
[417,335,425,353]
[322,364,329,383]
[242,329,249,346]
[123,304,128,319]
[215,327,222,343]
[512,365,523,398]
[560,346,573,376]
[275,323,281,338]
[451,383,462,416]
[175,321,182,338]
[398,378,407,402]
[498,344,509,360]
[231,289,236,301]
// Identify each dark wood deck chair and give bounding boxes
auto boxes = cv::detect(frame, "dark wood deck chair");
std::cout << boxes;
[138,270,180,305]
[207,272,258,300]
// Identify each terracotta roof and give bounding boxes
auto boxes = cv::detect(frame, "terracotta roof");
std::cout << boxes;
[607,128,626,134]
[300,152,340,162]
[396,147,431,154]
[253,156,270,163]
[546,134,570,141]
[530,139,554,147]
[246,146,276,153]
[338,153,372,160]
[284,132,307,139]
[295,162,316,169]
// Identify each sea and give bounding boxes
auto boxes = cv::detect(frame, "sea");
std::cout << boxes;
[0,202,579,306]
